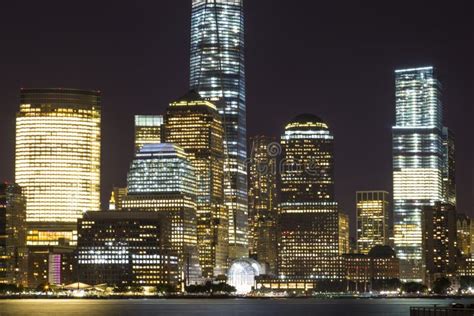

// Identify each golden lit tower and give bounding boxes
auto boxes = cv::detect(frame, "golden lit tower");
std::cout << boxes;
[278,114,344,281]
[164,90,227,278]
[15,88,101,246]
[134,115,163,152]
[356,191,390,255]
[248,136,278,274]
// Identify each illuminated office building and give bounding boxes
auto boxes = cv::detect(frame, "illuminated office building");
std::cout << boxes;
[339,212,350,255]
[134,115,163,152]
[190,0,248,259]
[456,214,473,258]
[392,67,446,281]
[121,143,201,285]
[356,191,390,255]
[28,245,75,287]
[278,114,343,281]
[109,187,128,211]
[77,211,180,289]
[422,202,457,286]
[15,88,101,247]
[248,136,278,274]
[163,91,227,278]
[0,183,27,285]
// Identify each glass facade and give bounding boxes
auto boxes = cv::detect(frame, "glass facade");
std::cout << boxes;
[134,115,163,152]
[15,88,101,247]
[356,191,390,255]
[392,67,444,281]
[77,211,180,289]
[163,91,227,278]
[123,143,201,285]
[190,0,248,259]
[442,127,456,206]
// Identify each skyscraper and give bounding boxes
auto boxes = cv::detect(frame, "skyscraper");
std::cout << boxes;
[356,191,390,255]
[392,67,445,281]
[121,143,201,285]
[442,127,456,206]
[278,114,343,281]
[163,91,227,278]
[134,115,163,152]
[248,136,278,274]
[190,0,248,259]
[15,88,101,247]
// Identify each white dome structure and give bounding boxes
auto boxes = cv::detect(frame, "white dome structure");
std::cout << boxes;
[228,258,264,294]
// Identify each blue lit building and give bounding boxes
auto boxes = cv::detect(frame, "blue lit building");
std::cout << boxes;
[190,0,248,259]
[121,143,201,286]
[392,66,445,281]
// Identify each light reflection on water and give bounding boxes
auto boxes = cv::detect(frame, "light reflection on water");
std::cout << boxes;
[0,298,472,316]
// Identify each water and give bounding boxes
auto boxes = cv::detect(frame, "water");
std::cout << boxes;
[0,298,473,316]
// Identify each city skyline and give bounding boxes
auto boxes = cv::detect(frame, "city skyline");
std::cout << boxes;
[0,1,471,239]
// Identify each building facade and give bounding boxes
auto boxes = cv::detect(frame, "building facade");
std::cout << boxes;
[442,127,456,206]
[422,202,457,286]
[278,114,343,281]
[77,211,180,289]
[356,191,390,255]
[28,245,75,288]
[248,136,278,274]
[0,183,27,285]
[15,88,101,247]
[163,91,227,278]
[339,213,350,255]
[134,115,163,152]
[190,0,248,259]
[121,143,201,284]
[392,67,445,281]
[456,214,473,258]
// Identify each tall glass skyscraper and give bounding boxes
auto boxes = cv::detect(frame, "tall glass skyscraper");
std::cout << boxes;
[15,88,101,247]
[190,0,248,259]
[392,67,444,281]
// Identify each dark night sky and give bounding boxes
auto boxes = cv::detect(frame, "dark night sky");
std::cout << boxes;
[0,1,472,236]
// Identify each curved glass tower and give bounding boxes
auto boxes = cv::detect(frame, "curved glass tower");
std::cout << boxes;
[190,0,248,259]
[15,88,101,247]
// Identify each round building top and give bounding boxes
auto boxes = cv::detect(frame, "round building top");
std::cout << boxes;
[227,258,264,294]
[285,113,329,131]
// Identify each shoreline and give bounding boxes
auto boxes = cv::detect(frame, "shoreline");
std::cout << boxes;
[0,295,472,300]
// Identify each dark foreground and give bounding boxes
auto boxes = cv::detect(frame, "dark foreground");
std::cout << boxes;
[1,298,474,316]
